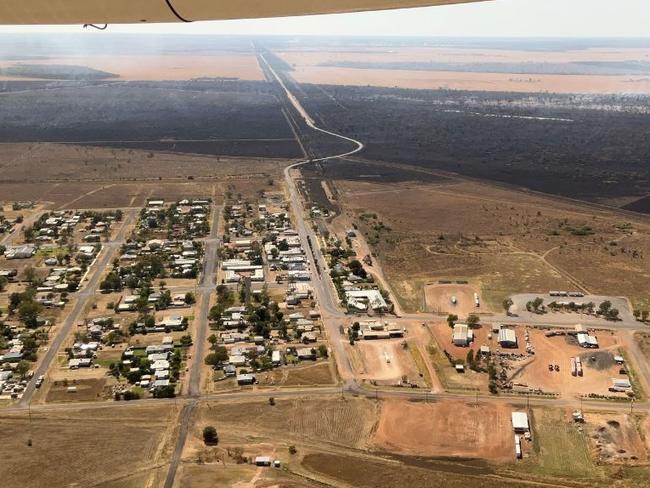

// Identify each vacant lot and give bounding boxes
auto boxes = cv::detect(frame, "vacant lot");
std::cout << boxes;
[425,283,486,315]
[258,361,336,387]
[176,463,317,488]
[302,451,531,488]
[191,396,378,450]
[349,340,424,387]
[0,403,176,487]
[45,377,112,402]
[373,399,514,462]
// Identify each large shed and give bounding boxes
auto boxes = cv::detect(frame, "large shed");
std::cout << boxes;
[511,412,530,432]
[499,328,518,348]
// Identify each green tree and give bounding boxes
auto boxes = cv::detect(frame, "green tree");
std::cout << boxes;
[18,299,41,328]
[467,314,480,328]
[318,344,329,358]
[466,349,475,371]
[502,298,513,314]
[202,426,219,445]
[446,314,458,328]
[14,360,31,378]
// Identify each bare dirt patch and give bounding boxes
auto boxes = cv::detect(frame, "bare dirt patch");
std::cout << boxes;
[425,283,485,315]
[586,413,648,464]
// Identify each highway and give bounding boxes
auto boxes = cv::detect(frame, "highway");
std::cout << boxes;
[18,209,136,408]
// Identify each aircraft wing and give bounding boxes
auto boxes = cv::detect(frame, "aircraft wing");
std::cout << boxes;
[0,0,489,25]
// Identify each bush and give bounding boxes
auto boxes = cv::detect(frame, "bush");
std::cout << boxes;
[288,445,297,455]
[123,390,141,401]
[203,425,219,445]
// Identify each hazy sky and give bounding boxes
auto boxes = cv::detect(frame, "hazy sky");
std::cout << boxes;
[1,0,648,37]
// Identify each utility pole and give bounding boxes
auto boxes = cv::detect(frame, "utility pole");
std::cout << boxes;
[27,403,33,447]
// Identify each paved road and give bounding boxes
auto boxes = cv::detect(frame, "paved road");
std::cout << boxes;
[18,209,136,408]
[163,203,220,488]
[188,203,221,397]
[259,53,364,385]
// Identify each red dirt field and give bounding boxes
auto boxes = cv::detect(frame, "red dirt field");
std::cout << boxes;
[372,399,514,462]
[349,340,423,386]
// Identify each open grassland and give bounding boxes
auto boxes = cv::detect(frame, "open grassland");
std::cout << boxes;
[336,175,650,312]
[635,332,650,361]
[0,403,177,487]
[301,451,538,488]
[0,143,289,183]
[176,463,317,488]
[0,144,287,208]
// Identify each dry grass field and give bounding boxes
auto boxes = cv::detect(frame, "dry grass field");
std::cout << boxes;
[0,144,289,209]
[0,53,264,81]
[190,397,378,451]
[336,176,650,311]
[278,47,650,93]
[0,143,287,183]
[257,361,336,387]
[175,463,317,488]
[0,403,177,487]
